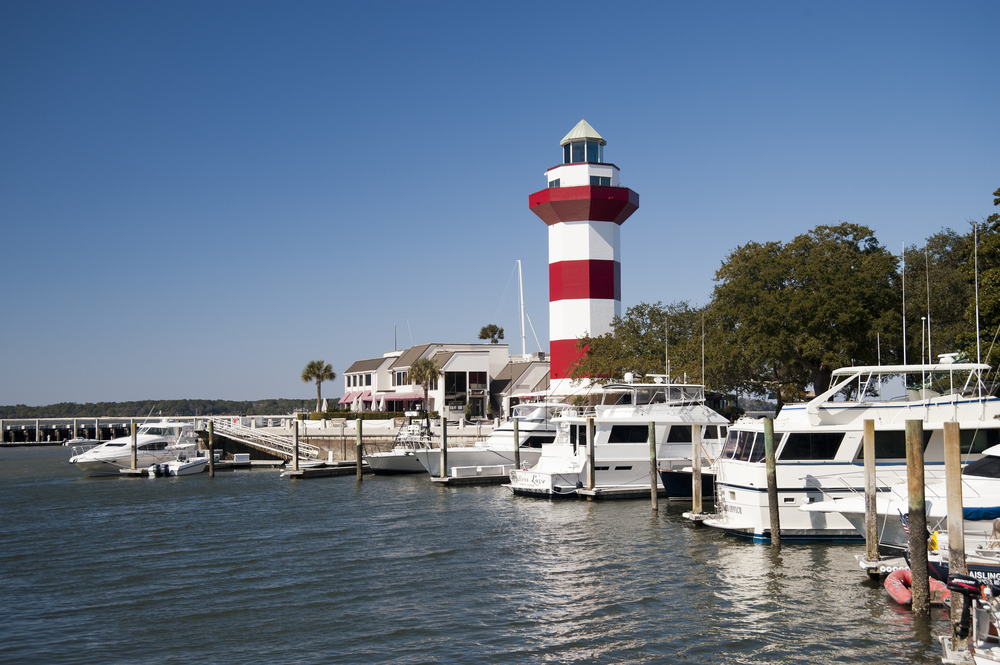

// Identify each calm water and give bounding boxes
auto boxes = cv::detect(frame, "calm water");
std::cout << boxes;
[0,446,950,664]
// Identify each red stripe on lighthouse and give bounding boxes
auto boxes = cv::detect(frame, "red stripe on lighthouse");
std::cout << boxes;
[549,338,588,380]
[528,186,639,226]
[549,260,621,301]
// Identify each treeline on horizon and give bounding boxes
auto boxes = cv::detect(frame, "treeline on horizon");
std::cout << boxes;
[0,399,315,419]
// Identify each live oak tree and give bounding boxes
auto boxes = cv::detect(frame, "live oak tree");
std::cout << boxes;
[301,360,336,413]
[408,357,440,427]
[709,223,898,408]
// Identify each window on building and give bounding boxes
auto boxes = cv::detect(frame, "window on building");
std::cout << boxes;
[586,141,601,163]
[563,141,604,165]
[548,178,560,188]
[365,374,371,386]
[589,176,610,186]
[445,372,467,395]
[469,372,487,390]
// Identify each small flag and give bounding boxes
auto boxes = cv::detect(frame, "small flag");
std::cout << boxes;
[899,510,910,535]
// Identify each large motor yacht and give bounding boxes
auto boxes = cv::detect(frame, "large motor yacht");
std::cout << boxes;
[507,376,730,498]
[702,357,1000,542]
[69,420,200,476]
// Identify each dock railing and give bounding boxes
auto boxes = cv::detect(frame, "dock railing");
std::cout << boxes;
[208,417,319,460]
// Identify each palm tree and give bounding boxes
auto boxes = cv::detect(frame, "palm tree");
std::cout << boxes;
[478,324,504,344]
[301,360,336,413]
[408,357,440,427]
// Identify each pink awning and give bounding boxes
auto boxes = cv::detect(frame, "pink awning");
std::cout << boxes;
[338,392,358,405]
[359,390,373,401]
[382,392,423,401]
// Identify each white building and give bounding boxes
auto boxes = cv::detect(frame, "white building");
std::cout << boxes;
[339,344,548,420]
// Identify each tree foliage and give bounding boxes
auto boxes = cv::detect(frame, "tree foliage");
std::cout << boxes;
[570,301,706,384]
[408,357,440,426]
[967,186,1000,365]
[478,324,505,344]
[301,360,336,413]
[0,399,314,419]
[709,223,898,406]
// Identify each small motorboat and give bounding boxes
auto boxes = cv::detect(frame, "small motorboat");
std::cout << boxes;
[147,445,209,477]
[884,567,950,606]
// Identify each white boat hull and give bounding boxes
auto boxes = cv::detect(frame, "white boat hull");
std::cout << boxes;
[364,450,428,474]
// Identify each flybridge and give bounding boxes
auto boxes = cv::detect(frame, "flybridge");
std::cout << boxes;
[813,360,993,408]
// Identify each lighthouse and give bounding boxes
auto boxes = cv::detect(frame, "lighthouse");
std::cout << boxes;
[528,120,639,393]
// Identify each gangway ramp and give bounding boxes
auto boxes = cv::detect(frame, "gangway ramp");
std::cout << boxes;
[208,417,319,460]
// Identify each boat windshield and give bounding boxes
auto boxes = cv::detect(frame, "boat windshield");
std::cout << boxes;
[963,455,1000,479]
[602,385,704,406]
[138,426,179,437]
[824,367,988,404]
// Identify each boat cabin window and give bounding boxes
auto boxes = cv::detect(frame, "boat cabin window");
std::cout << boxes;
[666,426,692,443]
[608,425,649,443]
[961,429,999,455]
[721,430,739,459]
[106,443,127,447]
[873,430,931,459]
[704,426,718,439]
[963,455,1000,479]
[779,432,844,461]
[723,430,755,461]
[603,391,632,406]
[520,435,555,449]
[719,426,727,439]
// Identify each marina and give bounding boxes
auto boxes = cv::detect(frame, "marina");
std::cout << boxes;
[0,445,957,664]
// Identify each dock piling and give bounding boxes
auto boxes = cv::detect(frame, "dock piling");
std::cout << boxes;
[906,419,930,617]
[440,417,448,478]
[586,416,595,491]
[764,417,781,551]
[130,422,137,470]
[692,424,703,515]
[356,419,363,482]
[944,420,967,645]
[512,417,520,471]
[293,420,299,472]
[208,420,215,477]
[649,421,658,512]
[863,419,879,579]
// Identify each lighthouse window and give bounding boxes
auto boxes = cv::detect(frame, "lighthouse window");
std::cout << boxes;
[548,179,561,188]
[590,176,611,187]
[586,141,601,163]
[571,142,585,163]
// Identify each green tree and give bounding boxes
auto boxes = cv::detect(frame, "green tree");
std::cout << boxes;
[570,301,707,384]
[709,223,898,408]
[478,324,504,344]
[301,360,336,413]
[408,357,440,427]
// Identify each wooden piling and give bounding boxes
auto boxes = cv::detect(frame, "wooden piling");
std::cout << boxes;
[764,417,781,551]
[944,421,967,644]
[72,419,77,440]
[649,421,658,512]
[356,419,363,482]
[512,417,520,471]
[208,420,215,478]
[906,419,930,617]
[35,419,40,443]
[586,416,595,491]
[692,424,703,515]
[293,420,299,472]
[130,422,137,470]
[863,419,879,579]
[95,418,100,441]
[440,417,448,478]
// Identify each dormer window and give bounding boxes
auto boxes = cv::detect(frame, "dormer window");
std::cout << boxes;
[563,140,603,165]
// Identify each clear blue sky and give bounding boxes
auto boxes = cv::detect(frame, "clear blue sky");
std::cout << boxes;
[2,1,997,406]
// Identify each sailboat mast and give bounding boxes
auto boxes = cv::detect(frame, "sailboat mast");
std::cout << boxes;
[517,259,526,357]
[902,243,907,365]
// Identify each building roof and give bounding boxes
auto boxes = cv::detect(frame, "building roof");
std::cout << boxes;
[431,351,455,368]
[560,119,605,146]
[389,344,432,370]
[345,357,387,373]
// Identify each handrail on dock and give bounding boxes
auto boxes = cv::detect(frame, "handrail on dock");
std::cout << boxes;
[208,417,319,460]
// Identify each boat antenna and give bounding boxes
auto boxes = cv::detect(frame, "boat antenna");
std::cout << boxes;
[664,323,670,382]
[976,222,982,366]
[518,259,526,356]
[406,319,414,347]
[394,324,397,351]
[901,242,907,365]
[926,248,932,363]
[877,332,881,366]
[701,311,706,387]
[140,404,156,426]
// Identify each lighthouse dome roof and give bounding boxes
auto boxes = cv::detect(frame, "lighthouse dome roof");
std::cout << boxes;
[560,119,606,146]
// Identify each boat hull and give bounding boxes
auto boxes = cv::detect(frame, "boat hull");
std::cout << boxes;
[364,450,428,474]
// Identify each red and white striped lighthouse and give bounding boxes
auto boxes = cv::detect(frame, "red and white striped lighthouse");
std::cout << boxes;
[528,120,639,391]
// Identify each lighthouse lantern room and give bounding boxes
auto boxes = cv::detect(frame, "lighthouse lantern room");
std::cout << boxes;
[528,120,640,393]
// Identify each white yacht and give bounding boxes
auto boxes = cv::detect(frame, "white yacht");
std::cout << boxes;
[412,402,564,476]
[703,358,1000,542]
[69,420,200,476]
[800,443,1000,554]
[364,422,432,474]
[507,377,730,498]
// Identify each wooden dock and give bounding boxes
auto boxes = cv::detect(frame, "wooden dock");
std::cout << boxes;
[576,487,668,500]
[281,461,373,479]
[429,474,509,486]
